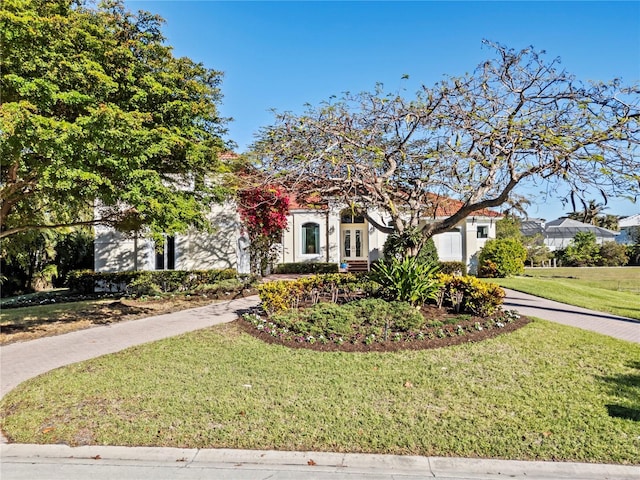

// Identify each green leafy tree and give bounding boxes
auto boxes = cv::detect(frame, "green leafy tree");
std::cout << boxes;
[1,229,58,295]
[53,228,95,286]
[627,227,640,265]
[478,238,527,277]
[495,216,523,240]
[523,234,552,267]
[559,231,601,266]
[1,0,230,240]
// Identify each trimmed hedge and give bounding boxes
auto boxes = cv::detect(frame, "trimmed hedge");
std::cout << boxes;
[66,269,242,295]
[273,262,339,274]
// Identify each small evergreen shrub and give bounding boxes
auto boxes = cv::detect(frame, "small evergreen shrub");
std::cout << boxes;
[66,268,242,295]
[478,238,527,277]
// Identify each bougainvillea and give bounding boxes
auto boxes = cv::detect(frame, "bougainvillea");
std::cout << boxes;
[238,186,290,238]
[238,186,290,275]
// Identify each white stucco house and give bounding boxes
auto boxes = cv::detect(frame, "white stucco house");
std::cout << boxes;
[94,194,502,275]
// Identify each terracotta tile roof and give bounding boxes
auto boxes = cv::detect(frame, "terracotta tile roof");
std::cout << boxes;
[287,192,502,218]
[427,194,503,218]
[218,151,240,161]
[288,193,328,210]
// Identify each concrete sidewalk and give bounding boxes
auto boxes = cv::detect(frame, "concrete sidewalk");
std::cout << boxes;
[2,444,638,480]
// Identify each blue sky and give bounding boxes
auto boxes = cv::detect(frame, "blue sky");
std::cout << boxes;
[126,1,639,220]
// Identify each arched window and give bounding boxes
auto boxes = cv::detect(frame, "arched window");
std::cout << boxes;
[302,222,320,254]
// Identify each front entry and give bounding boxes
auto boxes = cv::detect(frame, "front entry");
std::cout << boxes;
[340,210,369,271]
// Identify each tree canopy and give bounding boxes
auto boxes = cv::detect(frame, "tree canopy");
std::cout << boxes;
[0,0,231,239]
[252,42,639,253]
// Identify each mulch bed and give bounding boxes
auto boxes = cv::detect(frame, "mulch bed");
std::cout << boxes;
[236,306,532,353]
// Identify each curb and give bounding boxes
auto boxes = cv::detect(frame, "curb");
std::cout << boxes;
[2,444,639,479]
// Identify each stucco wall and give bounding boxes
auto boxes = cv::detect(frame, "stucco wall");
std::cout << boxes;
[94,203,242,273]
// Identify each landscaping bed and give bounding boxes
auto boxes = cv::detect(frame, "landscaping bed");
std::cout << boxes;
[239,302,530,352]
[242,271,530,352]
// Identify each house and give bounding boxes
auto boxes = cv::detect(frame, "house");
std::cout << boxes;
[94,196,502,275]
[519,217,619,250]
[617,213,640,245]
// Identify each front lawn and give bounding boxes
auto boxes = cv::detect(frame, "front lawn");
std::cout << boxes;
[1,320,638,464]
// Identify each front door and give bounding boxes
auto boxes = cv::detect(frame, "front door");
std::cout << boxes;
[340,211,368,261]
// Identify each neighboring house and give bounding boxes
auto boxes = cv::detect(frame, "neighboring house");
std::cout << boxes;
[617,213,640,245]
[94,195,502,275]
[520,217,619,250]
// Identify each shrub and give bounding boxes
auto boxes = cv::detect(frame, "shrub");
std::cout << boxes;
[478,238,527,277]
[304,303,356,337]
[438,274,505,316]
[193,278,251,296]
[371,257,442,306]
[274,262,339,274]
[597,241,629,266]
[257,280,305,314]
[557,231,601,267]
[382,229,439,265]
[439,261,467,276]
[257,273,367,313]
[386,301,426,331]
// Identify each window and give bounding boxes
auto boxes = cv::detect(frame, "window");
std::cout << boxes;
[340,211,365,224]
[302,223,320,254]
[477,226,489,239]
[155,235,176,270]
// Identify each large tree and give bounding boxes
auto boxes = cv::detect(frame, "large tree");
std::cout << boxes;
[0,0,230,239]
[253,42,639,255]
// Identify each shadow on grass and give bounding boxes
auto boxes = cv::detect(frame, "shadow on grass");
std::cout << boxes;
[600,360,640,422]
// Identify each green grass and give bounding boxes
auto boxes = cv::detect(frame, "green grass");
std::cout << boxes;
[2,321,639,464]
[521,267,640,293]
[492,267,640,320]
[0,299,110,324]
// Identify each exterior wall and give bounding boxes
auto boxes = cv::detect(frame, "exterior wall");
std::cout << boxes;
[94,203,244,273]
[176,206,241,271]
[279,207,498,274]
[94,226,155,272]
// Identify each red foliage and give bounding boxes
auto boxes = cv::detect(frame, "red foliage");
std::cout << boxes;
[238,186,290,238]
